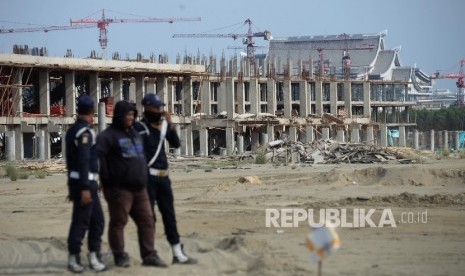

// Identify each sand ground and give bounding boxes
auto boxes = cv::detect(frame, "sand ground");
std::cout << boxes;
[0,157,464,275]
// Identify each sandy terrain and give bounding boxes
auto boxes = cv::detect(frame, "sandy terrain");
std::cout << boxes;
[1,157,465,275]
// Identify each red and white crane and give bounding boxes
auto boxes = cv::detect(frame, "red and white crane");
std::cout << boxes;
[433,59,465,107]
[1,9,201,51]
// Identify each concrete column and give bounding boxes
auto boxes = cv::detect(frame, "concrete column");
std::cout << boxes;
[363,82,371,118]
[399,126,406,147]
[430,130,435,151]
[135,74,146,113]
[414,129,419,150]
[35,130,45,160]
[351,128,360,143]
[366,126,374,145]
[249,78,259,114]
[65,71,76,116]
[5,131,15,161]
[226,127,235,155]
[89,72,100,107]
[199,127,208,156]
[330,82,337,115]
[322,127,330,140]
[455,131,460,151]
[438,131,443,149]
[218,81,226,113]
[13,68,23,117]
[380,125,388,147]
[236,82,245,114]
[98,102,106,133]
[201,81,211,115]
[14,126,24,160]
[283,80,292,118]
[260,133,269,145]
[112,74,123,102]
[299,81,309,117]
[128,79,136,103]
[237,135,244,154]
[61,130,67,159]
[251,131,260,151]
[305,125,314,143]
[289,127,297,142]
[186,124,193,156]
[444,130,449,150]
[39,69,50,116]
[43,125,52,159]
[226,78,235,119]
[174,124,181,157]
[156,76,168,106]
[267,79,276,116]
[315,81,323,116]
[180,126,188,156]
[266,125,274,142]
[337,129,345,142]
[182,77,193,117]
[344,81,352,117]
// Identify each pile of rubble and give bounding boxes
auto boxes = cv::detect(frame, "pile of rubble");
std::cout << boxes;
[257,139,413,164]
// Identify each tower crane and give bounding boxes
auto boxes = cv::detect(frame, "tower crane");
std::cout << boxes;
[433,59,465,107]
[173,19,271,65]
[0,9,201,51]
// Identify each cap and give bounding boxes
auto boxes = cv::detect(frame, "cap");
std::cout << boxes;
[76,95,95,115]
[142,93,165,107]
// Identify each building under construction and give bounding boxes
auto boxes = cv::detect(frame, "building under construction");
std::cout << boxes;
[0,32,434,160]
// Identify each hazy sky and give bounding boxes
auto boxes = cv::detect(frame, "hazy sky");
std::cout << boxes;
[0,0,463,91]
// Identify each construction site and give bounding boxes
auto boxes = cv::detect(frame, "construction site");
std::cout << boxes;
[4,29,458,161]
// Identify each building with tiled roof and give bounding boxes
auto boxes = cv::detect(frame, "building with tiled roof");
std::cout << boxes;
[266,32,432,98]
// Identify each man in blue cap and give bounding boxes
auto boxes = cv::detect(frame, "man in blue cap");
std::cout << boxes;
[65,95,106,273]
[134,93,197,265]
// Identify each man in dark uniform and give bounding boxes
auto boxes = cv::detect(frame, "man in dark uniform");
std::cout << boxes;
[97,100,166,268]
[66,95,106,273]
[134,93,197,265]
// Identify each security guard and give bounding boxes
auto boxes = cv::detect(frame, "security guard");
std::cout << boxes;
[135,93,197,265]
[66,95,106,273]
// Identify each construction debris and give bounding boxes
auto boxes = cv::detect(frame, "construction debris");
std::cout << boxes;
[241,139,414,165]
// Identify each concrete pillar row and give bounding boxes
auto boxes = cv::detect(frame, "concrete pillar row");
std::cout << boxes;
[226,78,235,119]
[289,127,298,142]
[283,80,292,118]
[351,128,360,143]
[5,131,15,161]
[112,73,123,102]
[414,129,419,150]
[249,78,259,115]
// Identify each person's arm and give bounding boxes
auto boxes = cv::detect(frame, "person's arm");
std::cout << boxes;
[164,112,180,148]
[76,130,92,205]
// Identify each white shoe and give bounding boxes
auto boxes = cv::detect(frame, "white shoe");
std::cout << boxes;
[88,252,106,272]
[68,254,85,273]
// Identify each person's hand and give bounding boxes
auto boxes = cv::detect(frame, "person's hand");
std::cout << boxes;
[164,111,172,124]
[80,190,92,206]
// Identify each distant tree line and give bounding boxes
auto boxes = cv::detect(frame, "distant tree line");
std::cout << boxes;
[409,107,465,131]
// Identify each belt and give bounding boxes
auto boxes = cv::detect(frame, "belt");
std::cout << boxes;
[149,168,169,177]
[69,171,98,181]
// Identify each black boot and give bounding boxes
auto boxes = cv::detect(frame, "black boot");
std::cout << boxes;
[142,252,168,268]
